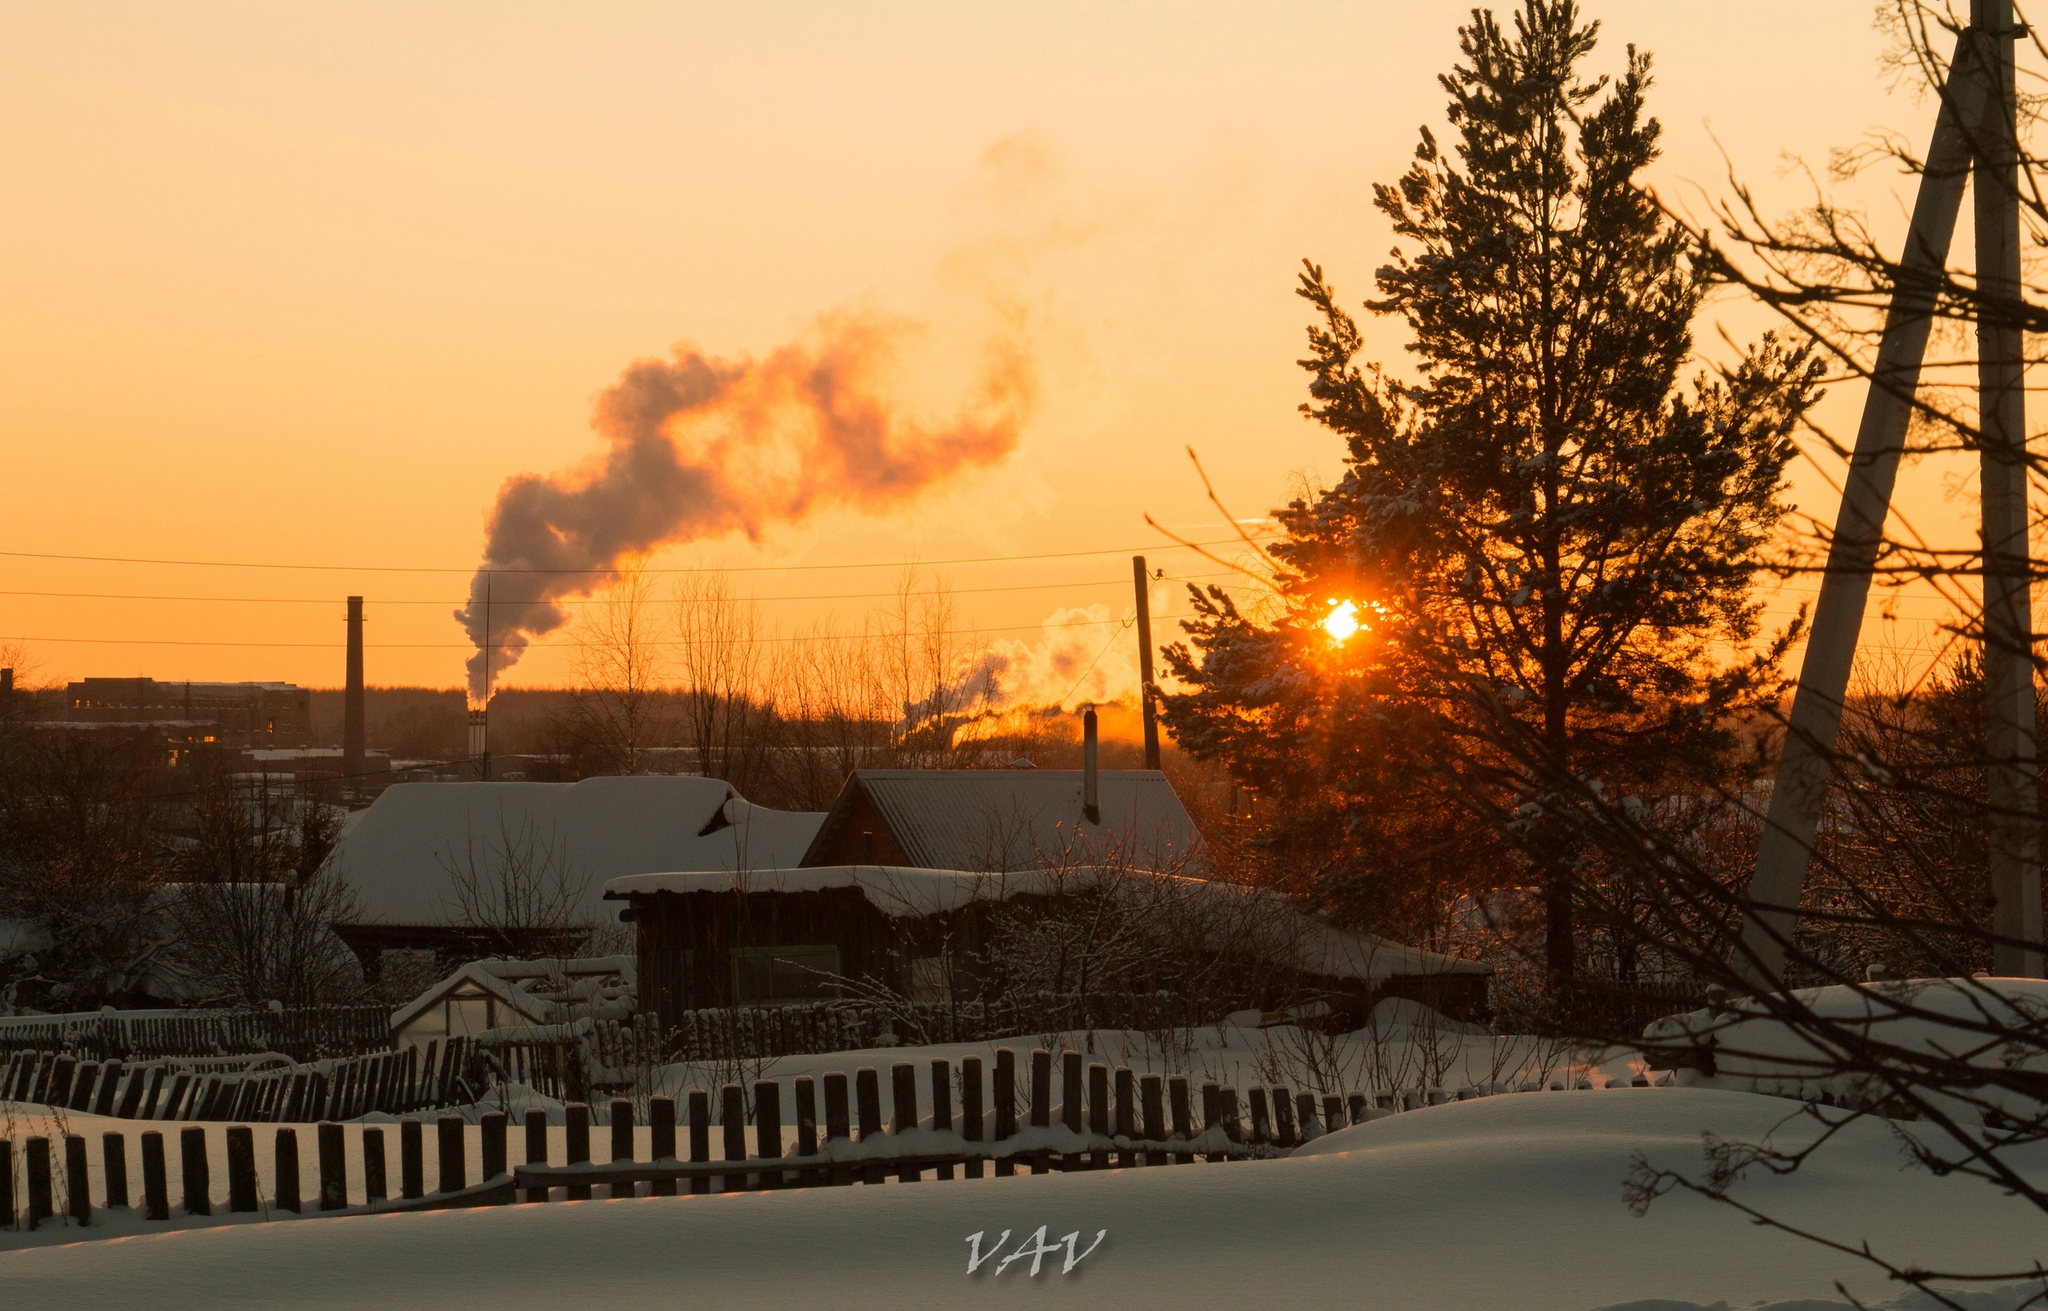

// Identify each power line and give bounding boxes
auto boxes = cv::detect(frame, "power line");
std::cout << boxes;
[0,571,1253,607]
[0,537,1273,576]
[0,611,1206,650]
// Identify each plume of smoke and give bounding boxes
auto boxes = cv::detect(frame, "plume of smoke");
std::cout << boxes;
[457,312,1032,698]
[969,604,1140,712]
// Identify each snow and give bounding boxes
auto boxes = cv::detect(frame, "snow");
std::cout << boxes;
[4,1089,2044,1309]
[323,777,824,927]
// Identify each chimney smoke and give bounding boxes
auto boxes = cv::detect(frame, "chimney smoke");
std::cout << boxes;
[456,312,1032,698]
[343,596,365,788]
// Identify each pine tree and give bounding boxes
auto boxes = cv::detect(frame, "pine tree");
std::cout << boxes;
[1161,0,1823,981]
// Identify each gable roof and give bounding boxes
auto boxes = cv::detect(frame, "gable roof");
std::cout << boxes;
[324,775,825,928]
[800,769,1204,873]
[388,955,635,1033]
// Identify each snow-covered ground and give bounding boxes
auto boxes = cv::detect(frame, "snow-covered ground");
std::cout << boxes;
[5,1087,2043,1310]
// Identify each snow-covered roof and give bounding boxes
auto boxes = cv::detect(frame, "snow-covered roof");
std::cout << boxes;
[388,955,636,1033]
[801,769,1204,872]
[603,865,1489,983]
[323,776,825,928]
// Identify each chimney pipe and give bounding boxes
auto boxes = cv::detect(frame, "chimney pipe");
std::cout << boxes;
[1083,708,1101,825]
[343,596,365,788]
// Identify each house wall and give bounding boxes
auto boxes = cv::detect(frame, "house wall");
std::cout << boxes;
[801,784,911,867]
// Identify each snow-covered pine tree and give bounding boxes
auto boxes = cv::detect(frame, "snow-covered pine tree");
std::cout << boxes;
[1161,0,1822,983]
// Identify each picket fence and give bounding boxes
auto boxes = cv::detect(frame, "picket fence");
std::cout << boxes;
[1,1044,1667,1233]
[0,1037,484,1125]
[0,1006,391,1062]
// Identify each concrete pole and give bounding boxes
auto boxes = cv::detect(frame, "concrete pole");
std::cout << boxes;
[1737,31,1994,988]
[1973,0,2042,977]
[1133,556,1162,769]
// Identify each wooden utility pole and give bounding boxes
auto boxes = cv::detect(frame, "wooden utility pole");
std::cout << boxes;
[1133,556,1161,769]
[1739,10,2038,984]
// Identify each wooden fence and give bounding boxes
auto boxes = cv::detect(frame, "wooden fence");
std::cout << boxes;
[0,1037,484,1124]
[0,1006,392,1062]
[2,1043,1666,1233]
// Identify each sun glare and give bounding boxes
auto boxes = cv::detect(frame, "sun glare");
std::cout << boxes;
[1320,598,1361,645]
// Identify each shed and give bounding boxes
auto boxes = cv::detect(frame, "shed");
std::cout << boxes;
[604,866,1492,1025]
[388,955,634,1055]
[799,769,1204,872]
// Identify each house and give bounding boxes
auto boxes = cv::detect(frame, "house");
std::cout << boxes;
[319,775,824,974]
[604,865,1493,1024]
[798,768,1204,872]
[388,956,634,1055]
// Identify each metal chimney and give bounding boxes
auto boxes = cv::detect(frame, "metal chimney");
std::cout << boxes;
[343,596,365,787]
[1083,707,1101,825]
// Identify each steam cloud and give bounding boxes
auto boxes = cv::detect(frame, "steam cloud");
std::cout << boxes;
[458,314,1033,698]
[969,604,1140,712]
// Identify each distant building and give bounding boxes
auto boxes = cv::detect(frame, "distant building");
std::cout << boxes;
[318,775,824,974]
[798,769,1205,872]
[64,677,312,749]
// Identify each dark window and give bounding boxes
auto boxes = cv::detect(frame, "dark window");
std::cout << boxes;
[732,945,841,1005]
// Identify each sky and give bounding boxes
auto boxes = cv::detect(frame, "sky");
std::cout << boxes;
[0,1,1993,697]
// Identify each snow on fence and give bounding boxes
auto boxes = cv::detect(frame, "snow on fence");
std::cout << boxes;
[0,1005,392,1062]
[0,1036,485,1125]
[1,1044,1676,1236]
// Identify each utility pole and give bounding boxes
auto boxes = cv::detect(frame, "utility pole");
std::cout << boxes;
[1739,10,2038,984]
[1133,555,1161,769]
[343,596,365,793]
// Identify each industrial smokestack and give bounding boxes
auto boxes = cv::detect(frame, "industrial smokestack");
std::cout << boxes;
[1083,707,1101,826]
[343,596,365,788]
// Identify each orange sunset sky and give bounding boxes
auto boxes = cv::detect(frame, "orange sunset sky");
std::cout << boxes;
[0,2,1999,698]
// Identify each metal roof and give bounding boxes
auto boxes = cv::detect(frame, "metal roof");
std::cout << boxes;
[800,769,1205,873]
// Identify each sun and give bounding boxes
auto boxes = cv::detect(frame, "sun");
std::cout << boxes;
[1320,599,1361,645]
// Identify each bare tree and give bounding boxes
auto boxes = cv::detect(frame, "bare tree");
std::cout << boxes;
[435,810,598,960]
[555,565,669,775]
[674,570,778,791]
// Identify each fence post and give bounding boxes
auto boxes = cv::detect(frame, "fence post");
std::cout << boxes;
[889,1064,917,1184]
[180,1126,210,1215]
[853,1070,881,1187]
[1114,1067,1136,1168]
[1347,1092,1368,1126]
[688,1089,711,1195]
[48,1056,76,1108]
[400,1119,423,1199]
[64,1134,90,1225]
[482,1110,507,1183]
[141,1131,168,1219]
[116,1065,146,1119]
[720,1084,747,1192]
[1271,1088,1296,1149]
[226,1126,258,1212]
[992,1051,1016,1178]
[69,1061,99,1112]
[26,1137,52,1229]
[102,1132,129,1210]
[319,1122,348,1210]
[364,1127,388,1204]
[1029,1049,1051,1175]
[960,1056,984,1180]
[437,1116,466,1194]
[755,1080,782,1189]
[790,1081,816,1187]
[608,1099,635,1200]
[1090,1064,1112,1169]
[565,1103,591,1200]
[1141,1075,1166,1166]
[1248,1088,1271,1148]
[94,1060,123,1116]
[929,1060,953,1182]
[1201,1083,1224,1162]
[650,1095,678,1196]
[822,1074,850,1188]
[0,1139,12,1230]
[1061,1051,1083,1168]
[1169,1077,1193,1164]
[1321,1093,1343,1135]
[523,1109,549,1203]
[275,1126,301,1212]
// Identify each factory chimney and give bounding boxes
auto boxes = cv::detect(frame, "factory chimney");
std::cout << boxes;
[1082,707,1101,826]
[343,596,365,788]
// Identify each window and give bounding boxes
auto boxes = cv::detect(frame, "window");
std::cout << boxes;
[732,945,840,1005]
